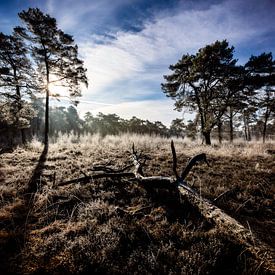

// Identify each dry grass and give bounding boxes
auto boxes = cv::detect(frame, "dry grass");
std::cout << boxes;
[0,133,274,274]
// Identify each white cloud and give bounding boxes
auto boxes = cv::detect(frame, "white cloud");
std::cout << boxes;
[81,42,143,96]
[79,0,273,103]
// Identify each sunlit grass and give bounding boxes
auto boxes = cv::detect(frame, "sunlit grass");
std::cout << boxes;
[1,132,274,274]
[28,132,275,158]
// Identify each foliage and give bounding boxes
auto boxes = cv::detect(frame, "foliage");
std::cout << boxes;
[245,52,275,142]
[0,31,36,143]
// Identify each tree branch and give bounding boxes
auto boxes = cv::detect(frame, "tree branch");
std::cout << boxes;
[171,140,179,180]
[57,142,273,273]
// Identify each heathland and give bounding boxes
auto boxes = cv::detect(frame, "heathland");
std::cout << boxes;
[0,134,274,274]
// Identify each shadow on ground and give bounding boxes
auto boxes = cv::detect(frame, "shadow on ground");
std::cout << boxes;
[0,144,48,274]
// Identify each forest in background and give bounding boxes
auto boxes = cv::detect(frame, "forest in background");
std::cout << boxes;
[2,102,275,147]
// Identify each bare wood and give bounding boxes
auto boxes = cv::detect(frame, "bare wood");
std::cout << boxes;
[171,140,179,180]
[132,143,145,177]
[177,183,274,273]
[181,153,210,180]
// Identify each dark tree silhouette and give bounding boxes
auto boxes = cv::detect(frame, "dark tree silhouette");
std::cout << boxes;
[0,31,35,144]
[17,8,88,145]
[162,40,238,145]
[245,52,275,143]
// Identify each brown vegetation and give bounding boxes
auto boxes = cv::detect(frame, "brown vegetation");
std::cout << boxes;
[0,134,274,274]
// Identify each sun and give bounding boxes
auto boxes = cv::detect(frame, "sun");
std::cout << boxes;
[47,76,68,98]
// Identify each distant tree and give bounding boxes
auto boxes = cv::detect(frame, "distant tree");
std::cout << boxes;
[30,95,44,137]
[83,111,94,133]
[66,105,83,135]
[17,8,88,145]
[162,40,238,145]
[49,106,67,136]
[245,52,275,143]
[169,118,185,138]
[152,121,168,137]
[128,116,146,134]
[95,113,122,136]
[185,119,198,140]
[0,31,36,143]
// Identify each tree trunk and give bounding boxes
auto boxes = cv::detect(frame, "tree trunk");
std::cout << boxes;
[217,121,222,144]
[14,68,27,145]
[247,122,251,141]
[229,107,234,143]
[262,107,269,143]
[44,87,49,146]
[243,114,249,141]
[203,131,211,145]
[44,47,50,146]
[21,129,26,144]
[244,121,247,141]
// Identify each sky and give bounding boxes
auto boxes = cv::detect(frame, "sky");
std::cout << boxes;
[1,0,275,125]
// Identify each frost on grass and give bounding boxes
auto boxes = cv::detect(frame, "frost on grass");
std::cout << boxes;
[0,134,274,274]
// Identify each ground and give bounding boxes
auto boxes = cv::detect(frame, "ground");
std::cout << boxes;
[0,134,274,274]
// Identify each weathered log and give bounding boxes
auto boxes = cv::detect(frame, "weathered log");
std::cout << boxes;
[177,182,274,273]
[57,141,274,272]
[132,142,274,273]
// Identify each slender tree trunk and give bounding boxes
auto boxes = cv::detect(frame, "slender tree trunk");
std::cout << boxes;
[262,107,269,143]
[44,45,50,146]
[44,86,49,146]
[243,114,248,141]
[217,120,222,144]
[21,129,26,144]
[14,68,27,145]
[247,122,251,141]
[229,107,234,143]
[203,131,211,145]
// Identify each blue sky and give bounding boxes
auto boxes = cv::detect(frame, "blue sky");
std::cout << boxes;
[1,0,275,125]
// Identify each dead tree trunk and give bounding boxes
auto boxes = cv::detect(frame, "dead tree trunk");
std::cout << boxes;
[59,141,274,273]
[135,141,274,273]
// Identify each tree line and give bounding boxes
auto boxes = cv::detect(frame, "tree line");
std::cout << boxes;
[18,101,187,140]
[162,40,275,144]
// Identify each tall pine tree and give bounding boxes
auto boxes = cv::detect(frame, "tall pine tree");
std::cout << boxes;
[16,8,88,145]
[0,30,36,144]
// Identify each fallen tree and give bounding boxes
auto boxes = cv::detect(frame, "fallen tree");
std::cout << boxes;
[58,141,274,273]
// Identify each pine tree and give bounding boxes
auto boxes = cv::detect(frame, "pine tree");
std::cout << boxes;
[0,31,36,144]
[245,53,275,143]
[17,8,88,145]
[162,40,238,145]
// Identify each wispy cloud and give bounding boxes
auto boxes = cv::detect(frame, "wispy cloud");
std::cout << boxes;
[78,0,275,105]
